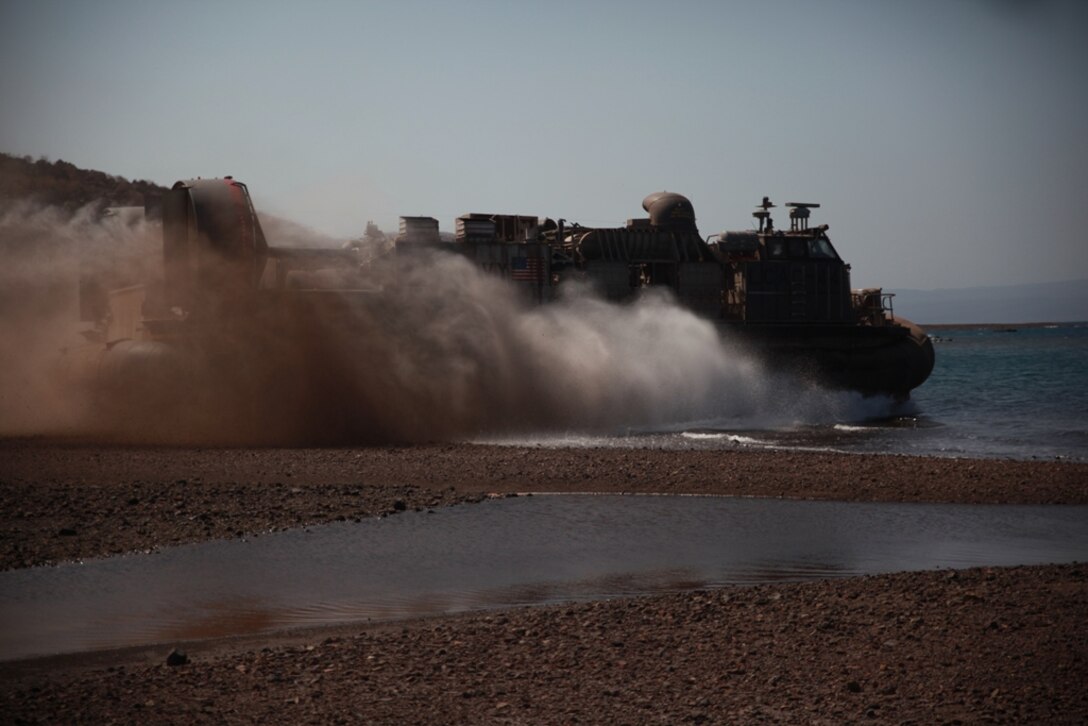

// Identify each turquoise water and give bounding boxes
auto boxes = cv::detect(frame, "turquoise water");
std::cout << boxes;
[483,323,1088,461]
[903,323,1088,460]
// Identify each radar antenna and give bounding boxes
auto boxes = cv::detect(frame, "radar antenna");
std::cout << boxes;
[785,202,821,232]
[753,196,776,233]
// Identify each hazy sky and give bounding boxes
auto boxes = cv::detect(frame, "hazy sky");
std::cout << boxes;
[1,0,1085,290]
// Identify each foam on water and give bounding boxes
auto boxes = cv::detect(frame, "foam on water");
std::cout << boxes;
[681,432,769,446]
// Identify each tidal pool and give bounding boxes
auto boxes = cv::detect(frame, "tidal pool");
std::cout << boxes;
[2,494,1086,661]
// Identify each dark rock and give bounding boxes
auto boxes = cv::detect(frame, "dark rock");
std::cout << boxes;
[392,499,406,511]
[57,528,77,537]
[166,649,188,666]
[846,680,862,693]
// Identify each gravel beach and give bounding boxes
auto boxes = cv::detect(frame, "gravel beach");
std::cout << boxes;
[1,439,1086,723]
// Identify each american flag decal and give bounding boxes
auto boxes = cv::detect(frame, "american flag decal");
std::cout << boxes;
[511,255,544,281]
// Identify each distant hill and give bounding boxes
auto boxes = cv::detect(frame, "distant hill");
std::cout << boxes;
[892,279,1088,325]
[0,152,345,247]
[0,152,166,212]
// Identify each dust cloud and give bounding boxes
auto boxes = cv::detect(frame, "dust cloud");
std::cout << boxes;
[0,201,159,435]
[0,204,872,445]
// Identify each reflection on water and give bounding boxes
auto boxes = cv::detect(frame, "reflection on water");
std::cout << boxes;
[1,495,1086,661]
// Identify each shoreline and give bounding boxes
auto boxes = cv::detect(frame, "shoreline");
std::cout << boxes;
[921,321,1081,329]
[2,564,1085,723]
[2,440,1087,570]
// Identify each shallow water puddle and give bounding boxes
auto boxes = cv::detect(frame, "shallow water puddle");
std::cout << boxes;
[2,495,1087,661]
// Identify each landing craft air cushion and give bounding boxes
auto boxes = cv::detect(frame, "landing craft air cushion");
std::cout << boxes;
[395,189,934,398]
[75,178,933,441]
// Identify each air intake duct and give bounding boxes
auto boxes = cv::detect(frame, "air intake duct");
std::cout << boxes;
[642,192,697,231]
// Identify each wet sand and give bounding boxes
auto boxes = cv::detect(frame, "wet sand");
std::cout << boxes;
[1,440,1086,723]
[2,564,1084,724]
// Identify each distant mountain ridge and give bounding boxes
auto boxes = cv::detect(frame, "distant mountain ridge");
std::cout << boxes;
[0,152,166,211]
[892,279,1088,325]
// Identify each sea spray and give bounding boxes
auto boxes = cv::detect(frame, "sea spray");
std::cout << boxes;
[0,204,886,444]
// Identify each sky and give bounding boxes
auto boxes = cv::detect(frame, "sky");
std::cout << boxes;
[1,0,1086,290]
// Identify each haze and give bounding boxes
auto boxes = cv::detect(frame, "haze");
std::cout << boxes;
[1,0,1085,291]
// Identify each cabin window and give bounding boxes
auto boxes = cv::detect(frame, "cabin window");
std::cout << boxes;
[807,236,838,259]
[766,239,787,258]
[788,238,807,258]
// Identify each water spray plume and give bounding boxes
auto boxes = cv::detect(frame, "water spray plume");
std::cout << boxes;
[0,201,897,446]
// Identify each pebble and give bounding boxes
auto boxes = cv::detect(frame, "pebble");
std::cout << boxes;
[165,649,188,667]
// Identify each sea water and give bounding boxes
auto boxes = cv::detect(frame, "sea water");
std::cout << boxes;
[479,323,1088,461]
[3,495,1086,660]
[902,323,1088,460]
